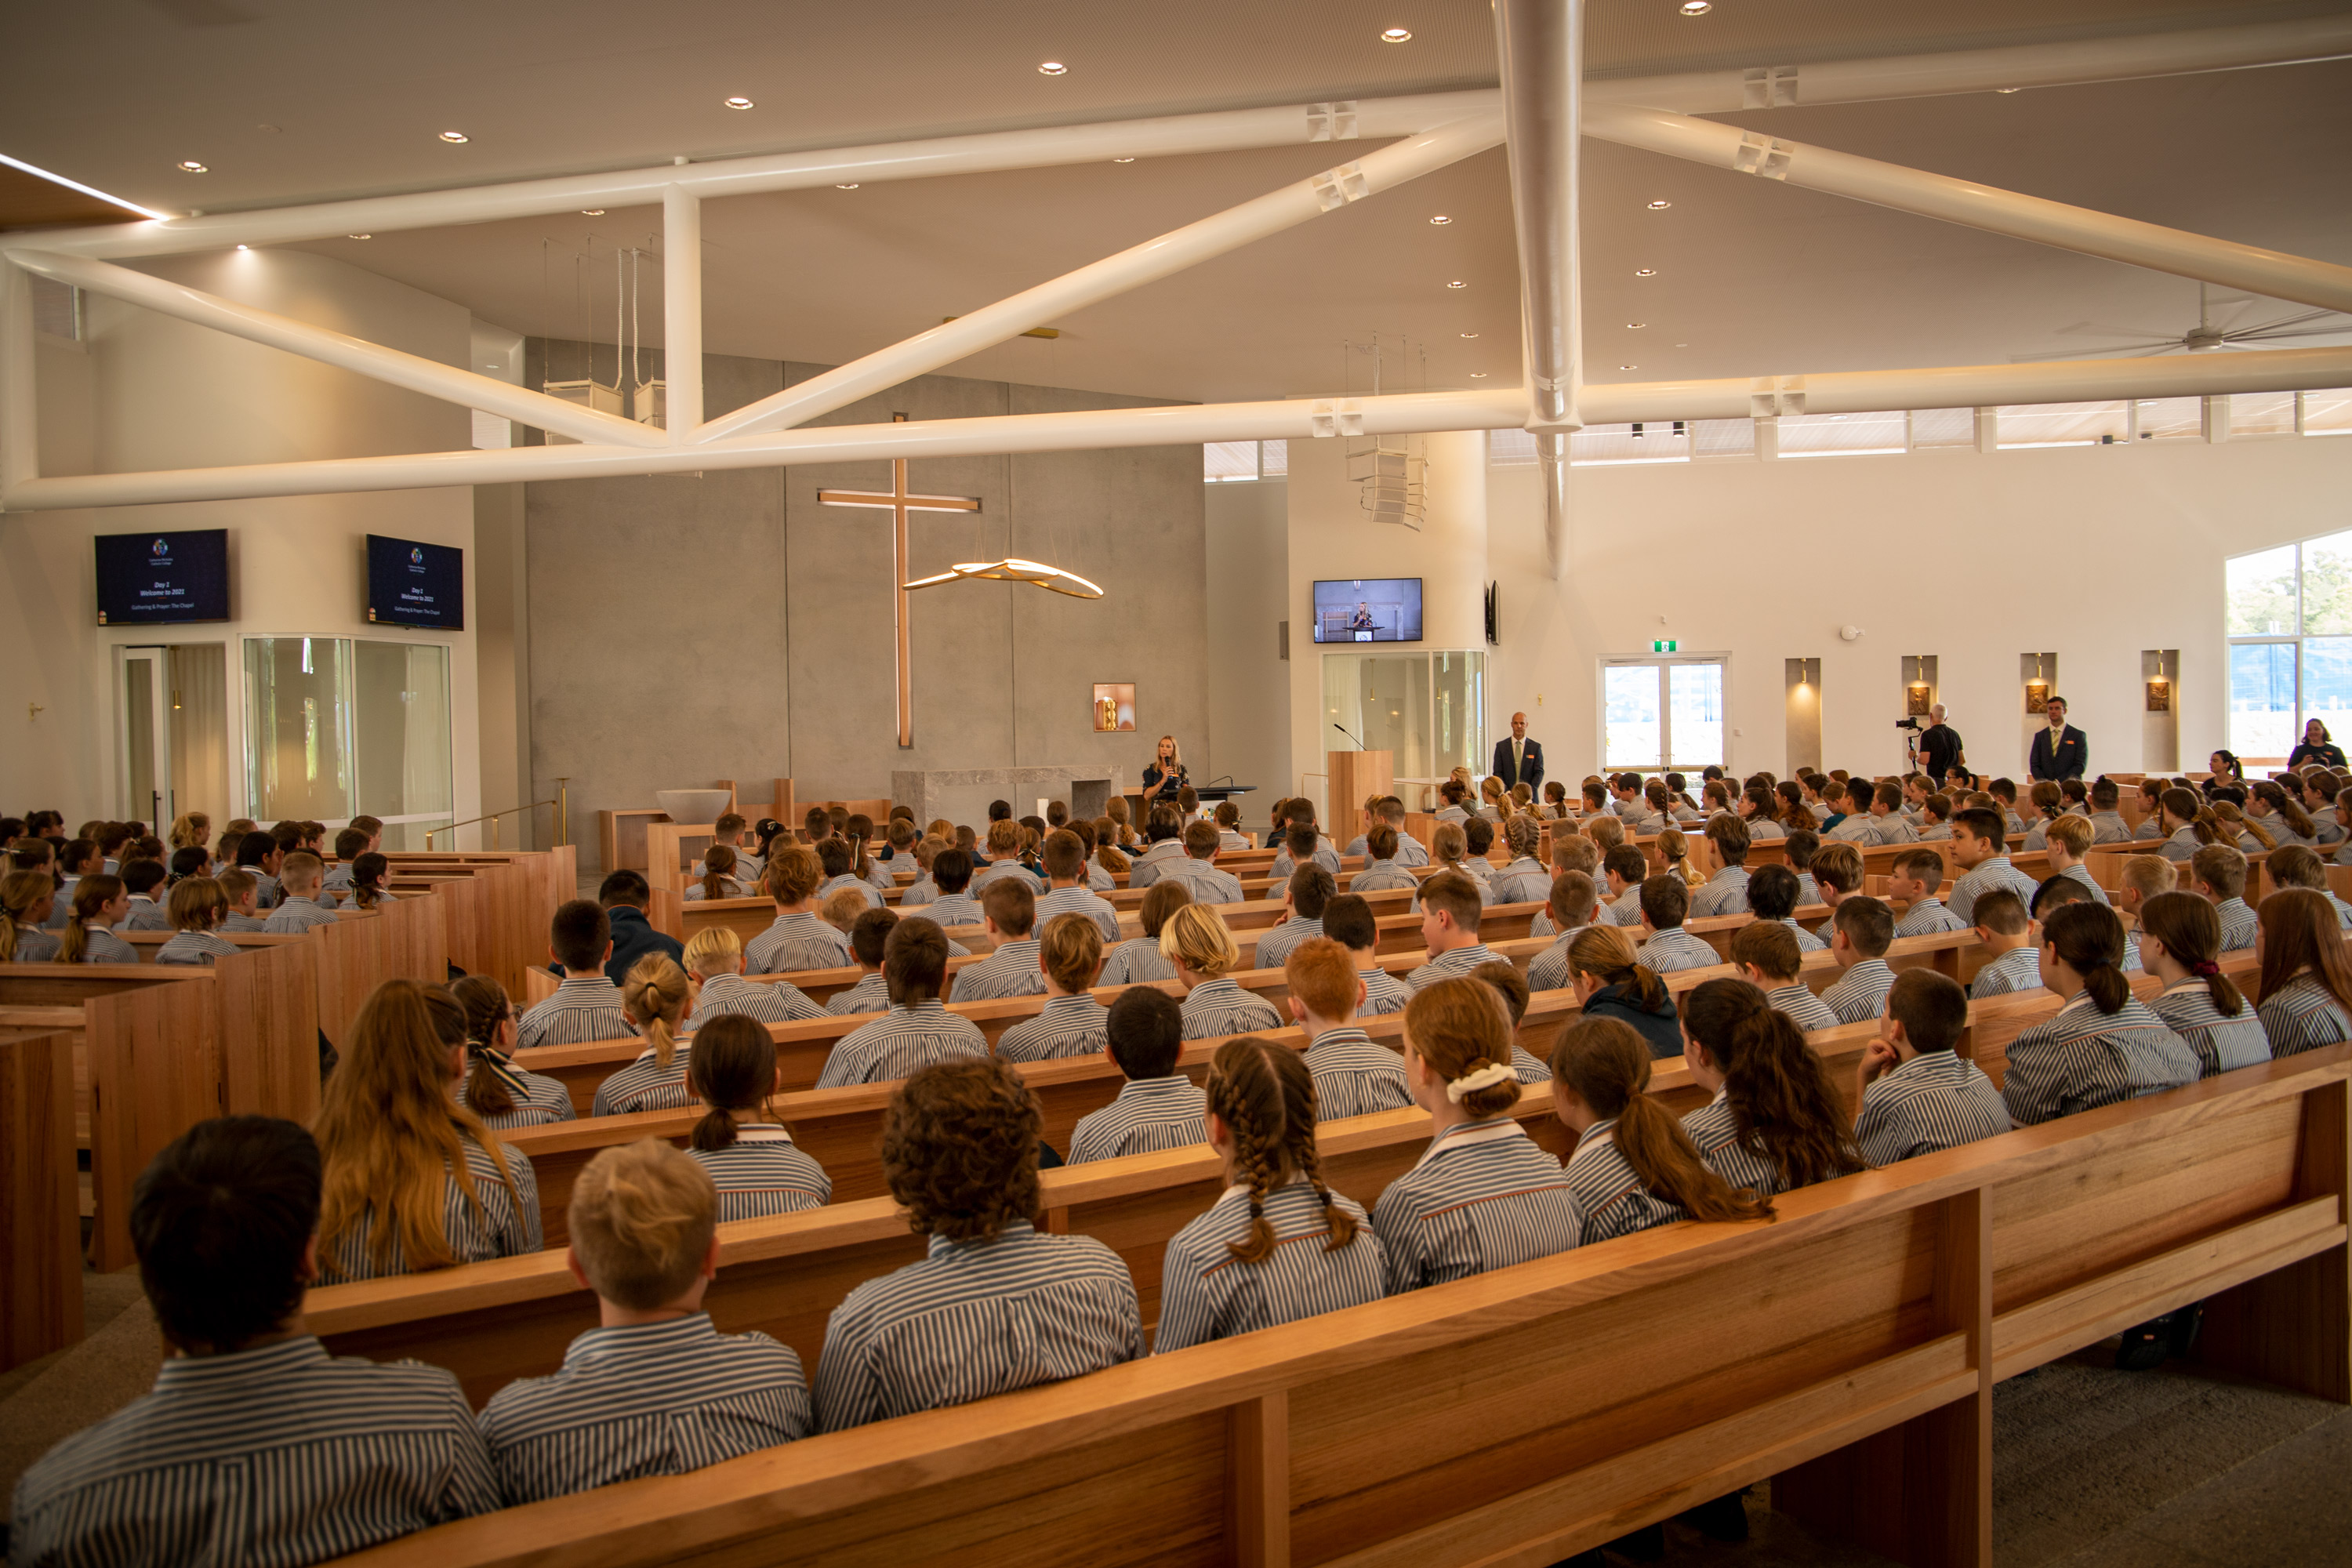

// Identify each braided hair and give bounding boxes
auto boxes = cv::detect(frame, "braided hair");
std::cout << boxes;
[449,974,521,1117]
[1205,1034,1357,1263]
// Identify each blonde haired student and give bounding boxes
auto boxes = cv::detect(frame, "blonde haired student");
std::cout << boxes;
[592,956,695,1116]
[262,851,339,934]
[452,974,575,1130]
[1163,903,1283,1040]
[996,913,1112,1063]
[682,925,826,1029]
[478,1138,810,1501]
[687,1015,832,1218]
[216,867,267,932]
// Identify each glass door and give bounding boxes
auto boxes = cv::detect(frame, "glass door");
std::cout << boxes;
[118,647,170,826]
[1602,657,1729,775]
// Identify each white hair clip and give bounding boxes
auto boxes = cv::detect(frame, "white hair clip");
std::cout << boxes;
[1445,1062,1515,1102]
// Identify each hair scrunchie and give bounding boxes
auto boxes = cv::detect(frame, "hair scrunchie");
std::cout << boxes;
[1445,1062,1516,1103]
[2190,959,2222,978]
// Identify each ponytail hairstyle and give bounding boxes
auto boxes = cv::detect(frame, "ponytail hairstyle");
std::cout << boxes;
[2211,799,2274,852]
[1774,779,1813,829]
[2042,901,2131,1014]
[688,1014,777,1152]
[1093,821,1132,875]
[168,811,210,851]
[2139,891,2245,1018]
[1,868,53,958]
[1680,979,1864,1189]
[1205,1033,1357,1262]
[53,873,123,963]
[1566,924,1670,1012]
[449,974,526,1118]
[350,851,390,911]
[620,953,691,1066]
[2253,780,2317,841]
[1549,1017,1773,1221]
[845,814,877,880]
[699,844,740,902]
[1703,779,1731,812]
[1657,826,1705,887]
[2157,786,2203,837]
[1430,820,1472,874]
[1403,976,1523,1120]
[2258,888,2352,1018]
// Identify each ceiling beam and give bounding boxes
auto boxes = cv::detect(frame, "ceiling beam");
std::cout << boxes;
[1497,0,1583,437]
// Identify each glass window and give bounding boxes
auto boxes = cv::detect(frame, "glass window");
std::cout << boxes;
[2302,532,2352,637]
[2229,390,2297,438]
[2305,388,2352,436]
[1690,418,1755,459]
[1998,401,2128,448]
[1570,423,1690,466]
[1777,411,1906,458]
[2228,643,2296,759]
[1259,439,1288,478]
[1203,441,1258,481]
[244,637,355,821]
[2304,638,2352,737]
[2134,397,2205,441]
[1909,408,1976,448]
[2226,546,2298,637]
[1602,659,1727,772]
[1321,649,1483,790]
[353,641,453,848]
[1603,664,1662,770]
[1668,663,1725,768]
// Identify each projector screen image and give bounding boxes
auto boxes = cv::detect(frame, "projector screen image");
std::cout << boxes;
[94,528,230,625]
[1312,578,1423,644]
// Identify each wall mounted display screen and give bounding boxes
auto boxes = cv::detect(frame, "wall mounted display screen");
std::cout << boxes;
[94,528,230,625]
[365,535,464,630]
[1311,577,1424,643]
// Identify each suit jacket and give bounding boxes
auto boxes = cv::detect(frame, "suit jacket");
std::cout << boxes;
[2029,724,2089,782]
[1491,736,1544,793]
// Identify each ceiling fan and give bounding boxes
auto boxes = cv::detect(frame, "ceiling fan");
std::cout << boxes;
[2010,283,2351,362]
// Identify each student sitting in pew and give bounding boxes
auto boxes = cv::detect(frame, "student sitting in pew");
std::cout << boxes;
[1595,843,1650,928]
[684,925,827,1027]
[579,869,684,983]
[56,873,139,964]
[815,1058,1142,1429]
[947,879,1048,1004]
[452,975,575,1129]
[520,901,636,1049]
[2300,772,2345,846]
[1069,988,1207,1162]
[215,866,267,932]
[1405,871,1501,992]
[1859,779,1918,846]
[2015,781,2059,851]
[261,851,339,934]
[1036,827,1123,942]
[1374,978,1582,1292]
[921,847,984,929]
[119,857,171,930]
[2267,843,2352,927]
[232,828,283,910]
[1678,978,1864,1200]
[2138,893,2273,1077]
[826,887,869,938]
[897,833,942,906]
[1165,902,1284,1039]
[1323,891,1411,1016]
[2245,780,2316,849]
[1154,1033,1385,1352]
[1657,826,1708,891]
[316,981,543,1282]
[323,826,368,905]
[1888,848,1963,937]
[844,813,893,891]
[1285,936,1411,1118]
[156,876,240,965]
[683,844,750,903]
[1730,921,1837,1033]
[166,844,212,891]
[1468,958,1552,1083]
[2002,903,2201,1127]
[346,851,394,911]
[2038,813,2107,906]
[686,1017,832,1217]
[1853,969,2011,1164]
[1819,898,1897,1024]
[479,1137,811,1502]
[2254,889,2352,1055]
[1528,834,1602,939]
[1552,1015,1775,1247]
[2083,778,2132,844]
[745,849,855,975]
[1563,926,1683,1058]
[1914,793,1955,842]
[1152,818,1244,907]
[593,957,696,1116]
[2189,844,2258,950]
[1689,813,1754,918]
[1100,877,1186,985]
[997,915,1113,1062]
[1632,874,1719,974]
[11,1115,502,1563]
[822,910,897,1018]
[1267,818,1341,884]
[1348,824,1418,895]
[816,918,989,1088]
[1420,822,1497,909]
[1748,862,1827,952]
[1256,863,1335,969]
[1539,780,1571,819]
[815,837,884,911]
[2153,786,2212,862]
[45,836,98,928]
[1127,804,1189,888]
[1525,871,1599,993]
[1965,889,2041,997]
[1946,808,2042,924]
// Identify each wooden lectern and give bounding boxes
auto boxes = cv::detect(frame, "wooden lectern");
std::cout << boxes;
[1328,750,1395,828]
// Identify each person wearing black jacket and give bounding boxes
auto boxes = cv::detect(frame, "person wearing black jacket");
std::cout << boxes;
[2028,695,2089,782]
[552,869,685,983]
[1563,924,1682,1058]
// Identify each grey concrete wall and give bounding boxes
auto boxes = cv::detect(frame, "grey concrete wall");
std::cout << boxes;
[1203,477,1291,837]
[522,343,1206,873]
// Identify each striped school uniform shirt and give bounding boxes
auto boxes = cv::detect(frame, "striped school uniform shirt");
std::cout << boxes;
[321,863,354,899]
[1158,859,1245,906]
[1766,982,1839,1033]
[1970,946,2045,999]
[220,912,268,933]
[2085,810,2134,844]
[1302,1027,1412,1119]
[924,892,985,928]
[996,993,1113,1062]
[814,1220,1142,1432]
[1820,959,1895,1025]
[685,971,826,1030]
[1918,822,1953,841]
[949,938,1047,1003]
[1895,898,1966,938]
[1825,815,1873,844]
[2212,896,2258,951]
[459,1051,576,1130]
[1179,977,1284,1040]
[971,859,1040,895]
[1349,858,1417,894]
[744,912,854,975]
[1372,1118,1581,1294]
[124,897,171,932]
[1069,1076,1209,1163]
[2055,863,2111,906]
[316,1132,543,1283]
[71,926,140,964]
[2317,818,2347,848]
[2001,993,2201,1126]
[2158,826,2201,863]
[1491,857,1552,906]
[1127,840,1189,887]
[1635,927,1719,974]
[898,876,938,906]
[1152,1181,1385,1353]
[1563,1120,1691,1245]
[10,926,63,961]
[1218,829,1251,853]
[681,877,751,902]
[815,1000,989,1089]
[2151,980,2274,1077]
[1864,814,1918,846]
[1099,935,1178,985]
[1774,916,1828,953]
[155,929,241,966]
[1682,1091,1790,1199]
[1251,914,1324,970]
[1688,866,1751,918]
[262,895,339,934]
[1086,861,1117,893]
[1403,942,1501,994]
[826,972,892,1016]
[688,1126,833,1220]
[7,1335,499,1568]
[1947,856,2042,924]
[1599,887,1646,928]
[479,1312,811,1504]
[592,1045,696,1116]
[1525,926,1592,994]
[517,976,636,1051]
[1413,866,1497,910]
[1359,964,1412,1015]
[1792,871,1821,906]
[819,873,884,910]
[1037,884,1123,943]
[2256,973,2352,1057]
[1852,1052,2011,1166]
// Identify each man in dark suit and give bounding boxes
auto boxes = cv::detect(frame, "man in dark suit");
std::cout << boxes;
[2028,695,2089,782]
[1491,710,1545,797]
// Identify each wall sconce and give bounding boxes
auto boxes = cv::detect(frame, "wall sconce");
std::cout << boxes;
[2146,674,2172,713]
[2024,679,2051,714]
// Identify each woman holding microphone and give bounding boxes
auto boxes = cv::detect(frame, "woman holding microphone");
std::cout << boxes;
[1144,734,1189,803]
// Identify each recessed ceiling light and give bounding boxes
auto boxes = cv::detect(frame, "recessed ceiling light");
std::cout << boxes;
[1429,215,1451,225]
[1112,156,1135,162]
[1635,267,1656,277]
[835,182,860,190]
[1620,364,1638,370]
[347,232,371,239]
[1675,342,1689,347]
[1647,199,1671,209]
[1381,27,1412,42]
[177,160,207,172]
[439,130,469,143]
[1627,322,1646,328]
[1037,60,1067,74]
[1470,372,1488,378]
[724,96,755,110]
[235,244,249,251]
[1446,280,1467,289]
[1680,0,1711,14]
[1459,332,1479,339]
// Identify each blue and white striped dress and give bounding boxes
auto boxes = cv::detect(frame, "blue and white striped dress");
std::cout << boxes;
[154,929,240,965]
[814,1221,1142,1432]
[1153,1181,1384,1352]
[1682,1091,1795,1199]
[2256,973,2352,1057]
[1403,942,1502,994]
[1852,1051,2010,1166]
[996,993,1113,1063]
[517,977,635,1051]
[684,971,825,1029]
[743,912,854,975]
[687,1126,833,1220]
[948,938,1047,1004]
[72,926,140,964]
[2150,980,2273,1077]
[316,1131,543,1283]
[1562,1120,1690,1244]
[1068,1076,1210,1163]
[478,1312,811,1503]
[814,1001,989,1089]
[1178,977,1283,1040]
[1302,1027,1412,1120]
[1372,1118,1581,1293]
[1820,959,1896,1025]
[8,1335,499,1567]
[592,1045,696,1116]
[2001,993,2201,1126]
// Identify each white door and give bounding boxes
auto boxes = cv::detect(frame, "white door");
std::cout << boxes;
[119,646,172,826]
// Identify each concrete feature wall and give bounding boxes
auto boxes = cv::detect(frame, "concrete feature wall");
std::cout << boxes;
[521,343,1206,873]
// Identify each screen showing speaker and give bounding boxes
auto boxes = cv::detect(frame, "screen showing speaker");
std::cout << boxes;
[1310,578,1423,643]
[94,528,230,625]
[365,535,465,630]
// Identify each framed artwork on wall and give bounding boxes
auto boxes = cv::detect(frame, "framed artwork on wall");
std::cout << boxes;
[1093,683,1136,732]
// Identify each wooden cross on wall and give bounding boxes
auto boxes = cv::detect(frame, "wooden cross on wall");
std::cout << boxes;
[816,413,981,749]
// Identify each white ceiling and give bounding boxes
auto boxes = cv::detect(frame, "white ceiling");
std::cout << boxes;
[4,0,2349,406]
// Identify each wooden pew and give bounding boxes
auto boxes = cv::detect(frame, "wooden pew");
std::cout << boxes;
[0,1028,78,1371]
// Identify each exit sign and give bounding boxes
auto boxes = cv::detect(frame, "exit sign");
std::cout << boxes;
[1652,639,1679,652]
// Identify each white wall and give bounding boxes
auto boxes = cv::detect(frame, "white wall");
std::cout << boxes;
[1203,477,1290,835]
[1,249,483,838]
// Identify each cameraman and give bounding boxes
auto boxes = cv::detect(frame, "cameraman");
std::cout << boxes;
[1916,703,1963,787]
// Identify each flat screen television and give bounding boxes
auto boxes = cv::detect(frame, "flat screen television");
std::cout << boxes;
[94,528,230,625]
[1311,577,1423,644]
[365,535,464,630]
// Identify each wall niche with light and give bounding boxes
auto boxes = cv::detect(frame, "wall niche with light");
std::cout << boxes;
[2143,650,2180,771]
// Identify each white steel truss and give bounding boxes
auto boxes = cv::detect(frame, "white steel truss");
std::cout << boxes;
[2,13,2350,514]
